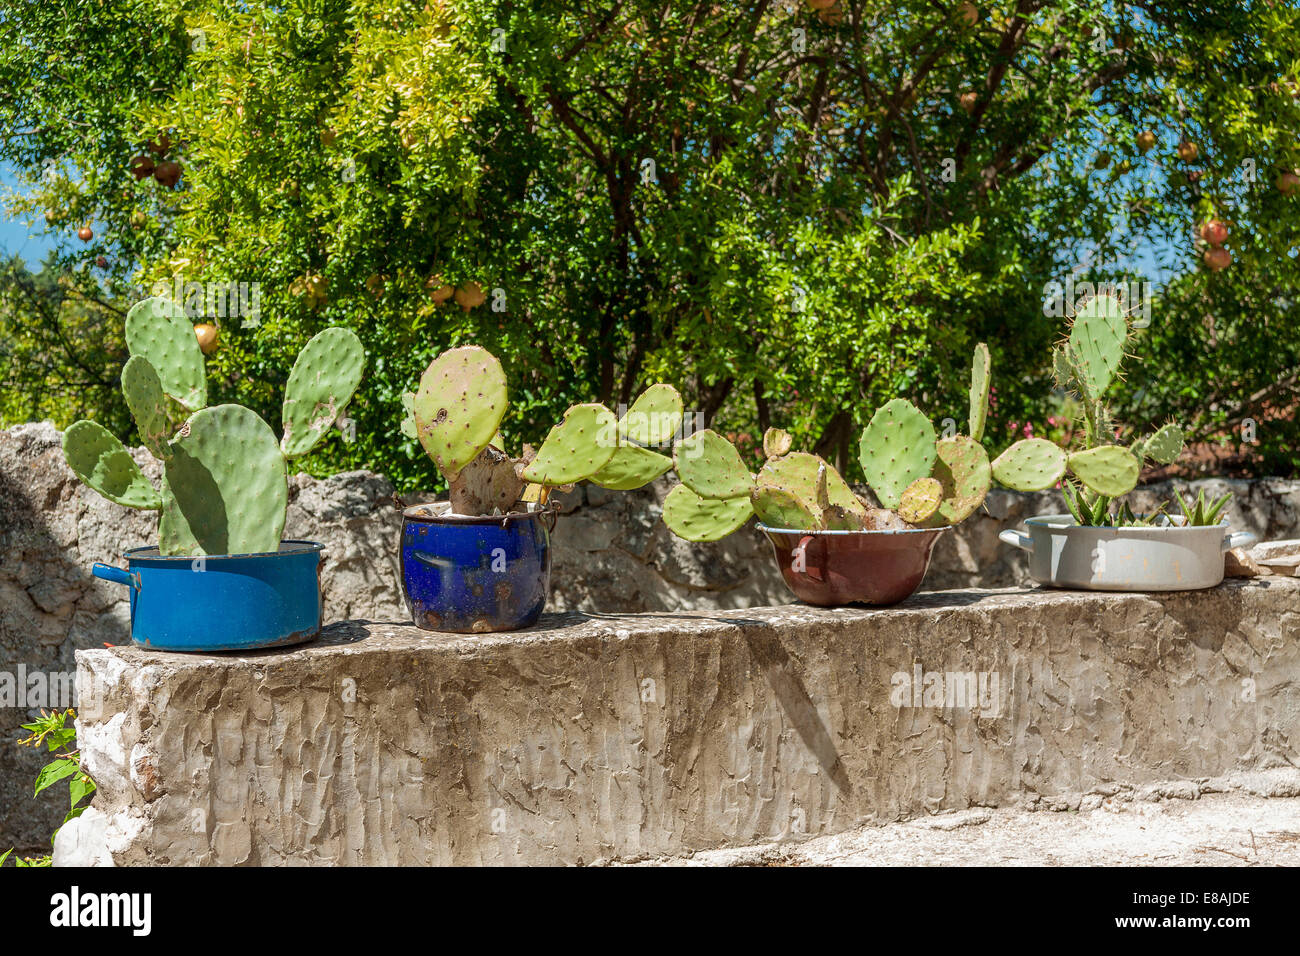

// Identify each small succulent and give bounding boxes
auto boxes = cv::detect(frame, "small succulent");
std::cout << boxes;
[404,346,682,514]
[988,291,1209,527]
[1174,487,1232,527]
[62,296,366,556]
[662,344,995,541]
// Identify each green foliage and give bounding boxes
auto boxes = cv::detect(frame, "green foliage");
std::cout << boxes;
[2,708,96,866]
[2,0,1299,490]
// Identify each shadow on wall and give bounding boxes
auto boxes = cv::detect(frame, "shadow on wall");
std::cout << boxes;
[0,422,139,852]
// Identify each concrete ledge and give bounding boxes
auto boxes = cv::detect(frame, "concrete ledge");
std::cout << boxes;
[62,578,1300,865]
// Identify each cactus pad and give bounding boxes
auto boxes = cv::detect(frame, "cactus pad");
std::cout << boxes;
[858,399,938,510]
[821,506,869,531]
[898,476,942,524]
[757,452,864,517]
[750,485,818,530]
[413,346,508,479]
[991,438,1068,492]
[519,403,618,485]
[673,429,754,499]
[930,436,991,525]
[662,484,752,542]
[399,391,418,439]
[1067,293,1127,398]
[124,296,207,411]
[590,444,673,490]
[763,428,793,459]
[121,356,175,460]
[280,327,366,459]
[968,343,991,442]
[1067,445,1140,498]
[618,384,683,446]
[62,420,162,510]
[1142,423,1184,465]
[159,404,288,555]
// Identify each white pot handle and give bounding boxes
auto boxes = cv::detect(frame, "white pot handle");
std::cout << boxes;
[999,529,1034,553]
[1222,530,1258,552]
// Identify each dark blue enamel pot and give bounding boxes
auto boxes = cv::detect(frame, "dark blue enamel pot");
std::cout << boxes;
[91,541,325,652]
[400,504,555,633]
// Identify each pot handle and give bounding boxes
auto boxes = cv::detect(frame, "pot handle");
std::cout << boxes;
[93,563,139,590]
[998,529,1034,553]
[1222,530,1258,552]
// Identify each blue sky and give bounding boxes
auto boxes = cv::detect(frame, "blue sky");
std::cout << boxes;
[0,160,55,265]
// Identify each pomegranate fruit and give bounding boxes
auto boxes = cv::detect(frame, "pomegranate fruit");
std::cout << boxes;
[1203,247,1231,271]
[1199,219,1228,245]
[194,323,219,354]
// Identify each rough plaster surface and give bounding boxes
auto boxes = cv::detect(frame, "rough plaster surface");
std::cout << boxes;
[637,772,1300,866]
[56,578,1300,866]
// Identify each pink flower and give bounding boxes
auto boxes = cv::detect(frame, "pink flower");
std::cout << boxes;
[1023,423,1034,437]
[1008,421,1018,433]
[1048,416,1058,427]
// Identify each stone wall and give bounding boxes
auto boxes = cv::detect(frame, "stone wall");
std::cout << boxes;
[56,579,1300,865]
[3,420,1298,850]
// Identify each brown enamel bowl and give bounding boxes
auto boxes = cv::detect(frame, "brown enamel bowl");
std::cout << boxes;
[758,524,949,607]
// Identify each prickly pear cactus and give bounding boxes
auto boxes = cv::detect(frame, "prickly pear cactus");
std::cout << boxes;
[991,438,1068,492]
[858,399,938,510]
[929,436,991,525]
[413,346,508,479]
[662,484,753,542]
[62,420,162,510]
[124,296,207,411]
[160,405,289,556]
[121,356,175,461]
[519,403,618,485]
[674,429,754,499]
[750,485,818,530]
[617,384,684,446]
[280,327,367,459]
[898,477,942,524]
[756,452,864,519]
[590,444,673,490]
[1139,423,1184,465]
[968,343,991,443]
[1066,293,1127,398]
[1067,445,1140,498]
[763,428,793,459]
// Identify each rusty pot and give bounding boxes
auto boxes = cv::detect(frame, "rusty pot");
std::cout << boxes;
[757,524,948,607]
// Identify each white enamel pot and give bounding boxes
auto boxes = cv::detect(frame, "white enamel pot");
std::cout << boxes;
[999,514,1257,591]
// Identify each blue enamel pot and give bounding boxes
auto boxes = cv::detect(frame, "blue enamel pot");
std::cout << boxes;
[91,541,325,652]
[400,504,556,633]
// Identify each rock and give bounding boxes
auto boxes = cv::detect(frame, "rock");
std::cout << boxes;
[1224,548,1263,577]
